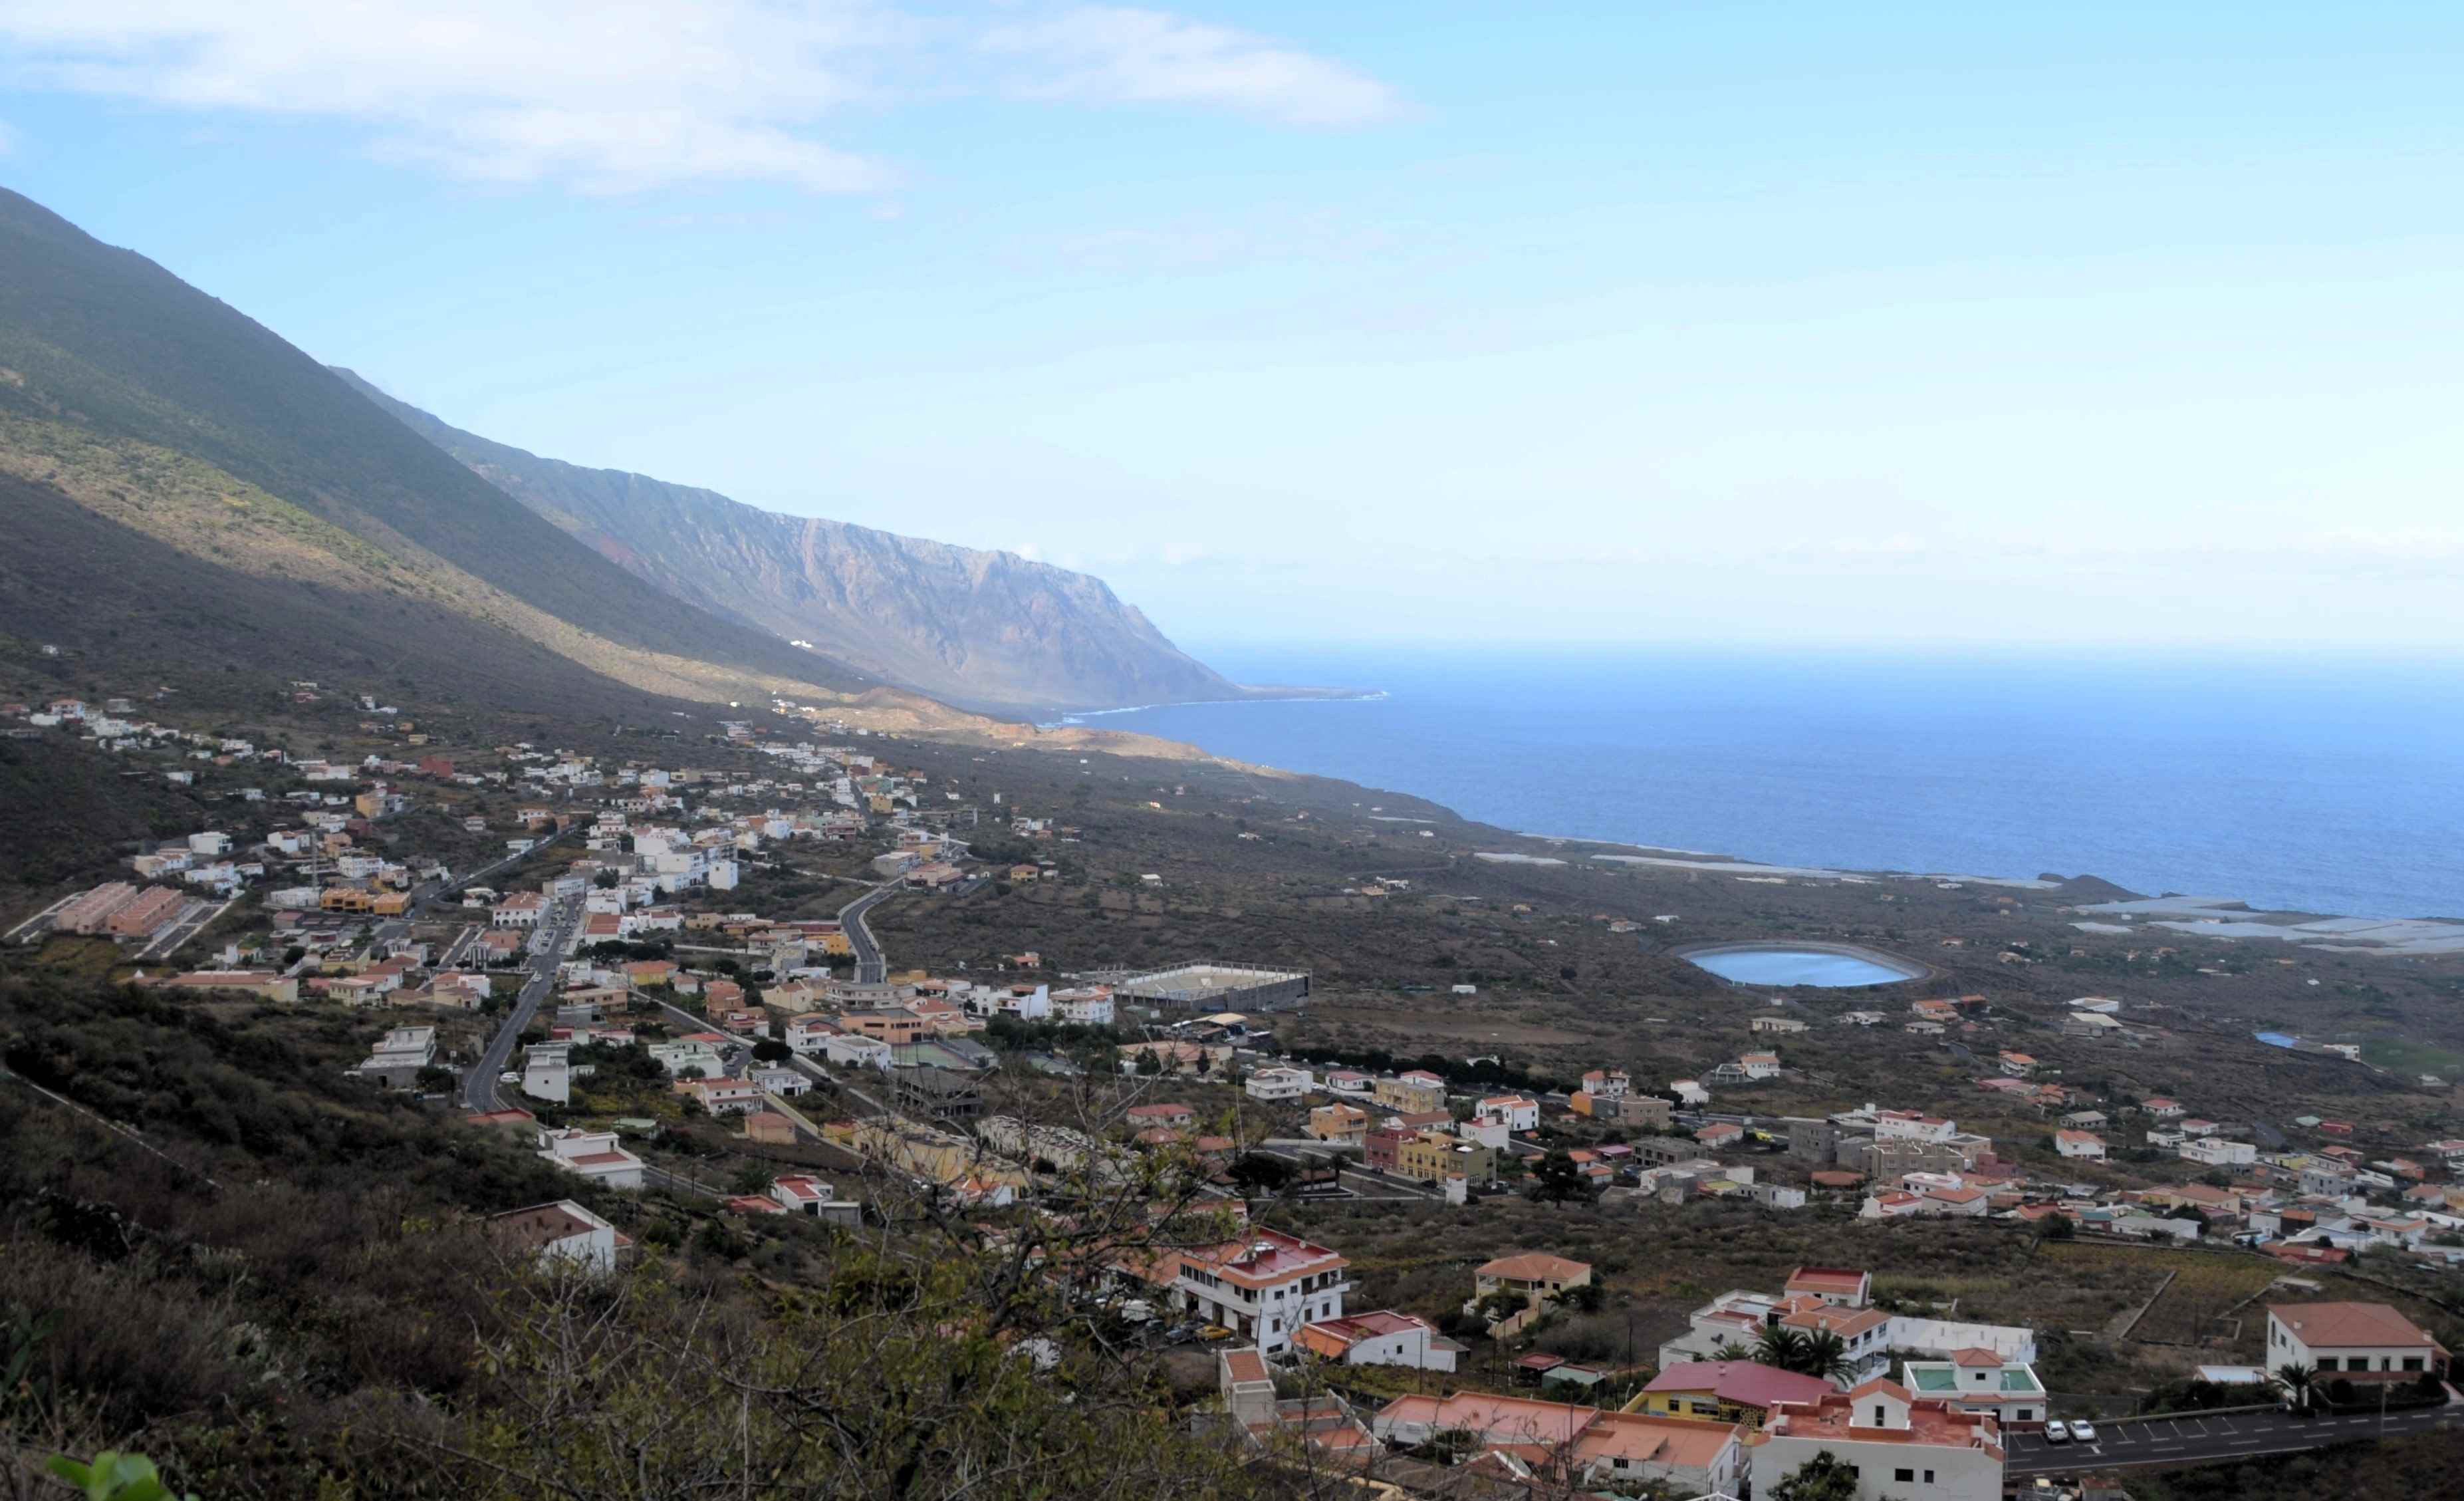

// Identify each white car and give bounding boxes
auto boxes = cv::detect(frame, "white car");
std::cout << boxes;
[2069,1420,2098,1444]
[498,1070,519,1084]
[2043,1421,2070,1444]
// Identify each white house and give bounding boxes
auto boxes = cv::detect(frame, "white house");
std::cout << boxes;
[2179,1137,2257,1167]
[769,1174,861,1225]
[1751,1380,2005,1501]
[489,1200,626,1274]
[1897,1351,2050,1429]
[1876,1110,1958,1144]
[1245,1065,1312,1103]
[1296,1309,1459,1373]
[2054,1129,2106,1160]
[521,1042,572,1105]
[1672,1079,1711,1106]
[1170,1228,1351,1356]
[2266,1302,2447,1381]
[1477,1095,1540,1131]
[537,1127,644,1190]
[648,1039,726,1078]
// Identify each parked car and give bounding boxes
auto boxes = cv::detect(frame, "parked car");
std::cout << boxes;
[2044,1421,2071,1444]
[498,1071,519,1084]
[2069,1419,2098,1444]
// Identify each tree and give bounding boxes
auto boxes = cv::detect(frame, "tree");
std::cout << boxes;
[1800,1329,1854,1383]
[1769,1450,1863,1501]
[2272,1361,2318,1412]
[751,1037,791,1063]
[1529,1151,1597,1206]
[1755,1326,1812,1374]
[1225,1154,1296,1198]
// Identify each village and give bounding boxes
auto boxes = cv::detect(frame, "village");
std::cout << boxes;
[5,686,2463,1501]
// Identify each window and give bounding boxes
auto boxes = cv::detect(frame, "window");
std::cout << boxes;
[1895,1469,1915,1484]
[2405,1357,2425,1372]
[1923,1471,1935,1484]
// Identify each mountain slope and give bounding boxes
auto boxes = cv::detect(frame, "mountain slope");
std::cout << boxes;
[334,371,1242,716]
[0,187,936,723]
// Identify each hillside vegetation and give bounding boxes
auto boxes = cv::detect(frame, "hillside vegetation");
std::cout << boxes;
[338,369,1241,716]
[0,188,959,727]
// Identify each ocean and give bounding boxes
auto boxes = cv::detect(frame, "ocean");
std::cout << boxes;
[1068,646,2464,920]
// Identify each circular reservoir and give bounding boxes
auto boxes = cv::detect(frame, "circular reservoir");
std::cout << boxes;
[1678,942,1926,988]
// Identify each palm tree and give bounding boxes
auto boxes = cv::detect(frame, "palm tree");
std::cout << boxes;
[1709,1338,1749,1362]
[1754,1327,1811,1373]
[1800,1329,1854,1383]
[2271,1361,2318,1413]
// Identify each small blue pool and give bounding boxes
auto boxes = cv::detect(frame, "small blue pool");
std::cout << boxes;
[1682,944,1924,988]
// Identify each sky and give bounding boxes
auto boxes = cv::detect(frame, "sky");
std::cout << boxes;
[3,2,2462,650]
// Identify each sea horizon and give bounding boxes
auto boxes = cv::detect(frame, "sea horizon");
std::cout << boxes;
[1076,643,2464,922]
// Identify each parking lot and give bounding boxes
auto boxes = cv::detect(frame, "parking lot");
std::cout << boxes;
[2006,1400,2455,1475]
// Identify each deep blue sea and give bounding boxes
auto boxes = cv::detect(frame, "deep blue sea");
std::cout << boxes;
[1070,647,2464,920]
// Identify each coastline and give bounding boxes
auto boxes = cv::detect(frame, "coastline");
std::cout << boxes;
[1068,697,2464,962]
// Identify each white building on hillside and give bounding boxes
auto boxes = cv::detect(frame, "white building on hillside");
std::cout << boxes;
[1751,1380,2005,1501]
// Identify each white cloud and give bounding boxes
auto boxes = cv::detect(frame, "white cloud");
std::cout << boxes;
[0,1,1398,192]
[979,6,1400,126]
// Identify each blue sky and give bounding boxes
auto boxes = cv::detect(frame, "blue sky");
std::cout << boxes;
[5,3,2462,649]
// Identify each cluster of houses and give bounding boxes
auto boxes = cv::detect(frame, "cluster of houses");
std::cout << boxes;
[1209,1242,2449,1501]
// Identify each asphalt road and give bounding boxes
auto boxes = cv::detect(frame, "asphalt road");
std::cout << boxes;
[838,884,893,984]
[2006,1401,2456,1475]
[460,896,582,1113]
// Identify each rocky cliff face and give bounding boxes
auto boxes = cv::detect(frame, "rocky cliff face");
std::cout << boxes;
[338,371,1240,716]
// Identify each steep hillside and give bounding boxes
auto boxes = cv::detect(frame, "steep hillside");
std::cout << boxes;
[334,371,1242,716]
[0,188,937,724]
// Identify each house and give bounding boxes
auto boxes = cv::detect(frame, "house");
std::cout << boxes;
[1373,1073,1447,1114]
[537,1127,644,1190]
[521,1043,571,1105]
[1749,1380,2006,1501]
[2180,1137,2257,1168]
[354,1026,437,1089]
[488,1200,629,1274]
[1168,1228,1351,1355]
[1696,1122,1745,1150]
[2064,1012,2124,1039]
[1245,1065,1311,1102]
[1296,1310,1460,1373]
[1784,1266,1872,1308]
[1580,1068,1632,1099]
[1751,1016,1810,1035]
[1739,1053,1783,1081]
[769,1175,860,1225]
[1473,1253,1593,1307]
[1371,1395,1745,1500]
[1477,1094,1540,1132]
[1997,1052,2038,1077]
[1898,1351,2050,1428]
[1642,1361,1835,1429]
[1395,1129,1494,1186]
[1619,1095,1675,1130]
[1126,1102,1195,1131]
[1672,1079,1710,1106]
[2145,1098,2185,1118]
[676,1077,764,1116]
[2054,1129,2106,1160]
[2266,1303,2447,1381]
[1305,1102,1369,1145]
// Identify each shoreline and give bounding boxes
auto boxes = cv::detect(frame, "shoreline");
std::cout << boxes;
[1073,694,2464,961]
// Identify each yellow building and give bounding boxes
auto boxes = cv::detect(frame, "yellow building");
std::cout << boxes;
[1373,1074,1447,1114]
[320,887,378,914]
[1396,1130,1494,1185]
[1306,1103,1369,1145]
